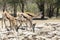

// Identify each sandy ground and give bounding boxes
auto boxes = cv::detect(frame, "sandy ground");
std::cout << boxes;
[0,19,60,40]
[0,11,60,40]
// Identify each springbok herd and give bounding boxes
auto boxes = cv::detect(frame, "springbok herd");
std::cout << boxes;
[0,11,60,40]
[1,11,39,32]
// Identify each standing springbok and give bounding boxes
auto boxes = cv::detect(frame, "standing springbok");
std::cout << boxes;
[3,11,18,31]
[17,12,33,31]
[17,12,41,31]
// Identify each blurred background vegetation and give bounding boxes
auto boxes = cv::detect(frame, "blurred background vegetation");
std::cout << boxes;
[0,0,60,19]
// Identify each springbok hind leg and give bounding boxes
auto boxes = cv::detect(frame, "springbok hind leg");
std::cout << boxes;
[8,20,12,31]
[25,22,28,30]
[19,21,22,28]
[29,19,34,32]
[26,20,32,31]
[30,20,36,32]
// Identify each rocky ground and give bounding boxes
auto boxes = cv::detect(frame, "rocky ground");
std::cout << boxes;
[0,20,60,40]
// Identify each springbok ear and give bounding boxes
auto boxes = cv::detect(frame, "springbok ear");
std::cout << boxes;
[4,11,6,13]
[4,11,8,14]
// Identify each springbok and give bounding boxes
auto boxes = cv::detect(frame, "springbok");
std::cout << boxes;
[3,11,18,31]
[17,12,41,31]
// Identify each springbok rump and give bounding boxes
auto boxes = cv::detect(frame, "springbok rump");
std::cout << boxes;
[17,13,33,31]
[17,12,41,31]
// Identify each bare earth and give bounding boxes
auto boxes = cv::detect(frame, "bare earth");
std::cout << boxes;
[0,11,60,40]
[0,19,60,40]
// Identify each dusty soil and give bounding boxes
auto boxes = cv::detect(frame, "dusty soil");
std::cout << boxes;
[0,19,60,40]
[0,11,60,40]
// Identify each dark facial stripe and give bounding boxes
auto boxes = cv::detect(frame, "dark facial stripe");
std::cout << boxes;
[27,14,34,17]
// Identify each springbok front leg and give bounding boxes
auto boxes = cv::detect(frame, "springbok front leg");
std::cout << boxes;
[2,16,6,29]
[9,20,15,31]
[4,18,7,29]
[2,18,4,28]
[25,22,28,30]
